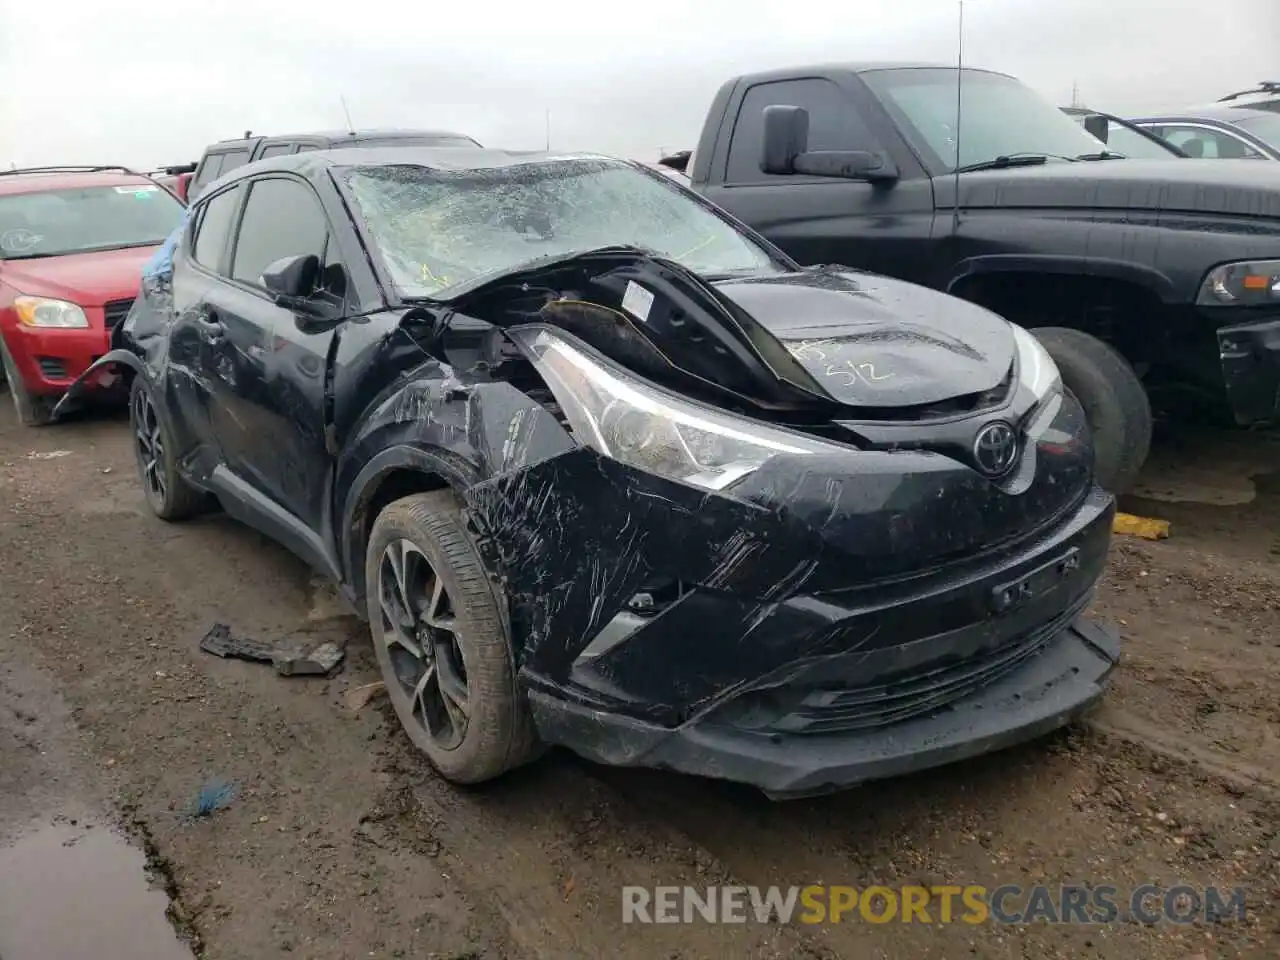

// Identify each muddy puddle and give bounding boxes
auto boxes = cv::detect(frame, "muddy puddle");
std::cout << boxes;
[0,820,193,960]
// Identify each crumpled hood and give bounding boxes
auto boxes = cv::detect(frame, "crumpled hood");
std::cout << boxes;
[711,270,1014,407]
[0,245,156,307]
[434,248,1014,411]
[959,159,1280,218]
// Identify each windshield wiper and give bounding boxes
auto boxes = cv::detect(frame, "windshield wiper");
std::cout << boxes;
[954,152,1081,173]
[1076,150,1128,160]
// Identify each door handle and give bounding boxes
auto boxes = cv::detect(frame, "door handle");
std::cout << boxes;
[196,314,226,345]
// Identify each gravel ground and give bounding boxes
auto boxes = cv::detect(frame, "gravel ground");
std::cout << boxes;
[0,401,1276,960]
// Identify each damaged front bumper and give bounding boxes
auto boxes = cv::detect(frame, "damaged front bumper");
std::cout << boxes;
[1216,313,1280,424]
[462,370,1118,797]
[517,488,1118,799]
[531,615,1116,800]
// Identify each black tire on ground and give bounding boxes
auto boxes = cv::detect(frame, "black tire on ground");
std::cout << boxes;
[0,337,56,427]
[128,376,204,521]
[1031,326,1152,495]
[365,489,540,784]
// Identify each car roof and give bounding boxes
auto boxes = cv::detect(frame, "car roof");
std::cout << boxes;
[732,62,1014,82]
[1133,105,1274,124]
[0,167,160,197]
[204,147,627,192]
[206,129,477,150]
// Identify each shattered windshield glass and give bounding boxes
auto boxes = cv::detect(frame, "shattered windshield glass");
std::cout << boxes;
[342,158,783,298]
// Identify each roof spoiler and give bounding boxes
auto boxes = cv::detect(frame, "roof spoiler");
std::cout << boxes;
[1218,81,1280,102]
[0,165,141,178]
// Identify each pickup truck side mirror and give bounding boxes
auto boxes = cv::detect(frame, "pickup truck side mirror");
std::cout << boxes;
[1083,114,1109,143]
[760,104,899,183]
[262,254,321,309]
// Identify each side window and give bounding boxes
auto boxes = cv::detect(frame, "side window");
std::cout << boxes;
[1158,125,1263,159]
[230,178,328,287]
[219,149,253,174]
[191,186,243,272]
[258,144,295,159]
[193,153,224,188]
[725,78,878,183]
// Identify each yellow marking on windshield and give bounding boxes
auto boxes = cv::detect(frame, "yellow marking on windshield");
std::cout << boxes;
[674,233,715,259]
[420,262,449,287]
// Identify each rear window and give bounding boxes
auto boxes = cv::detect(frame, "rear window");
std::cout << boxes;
[218,149,253,174]
[1231,113,1280,149]
[0,184,187,260]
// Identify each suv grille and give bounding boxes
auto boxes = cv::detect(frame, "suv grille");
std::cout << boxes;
[103,298,134,329]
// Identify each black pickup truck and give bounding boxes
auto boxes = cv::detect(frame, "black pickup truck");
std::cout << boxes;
[663,63,1280,492]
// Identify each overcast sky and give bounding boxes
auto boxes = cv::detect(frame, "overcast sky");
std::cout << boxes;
[2,0,1276,169]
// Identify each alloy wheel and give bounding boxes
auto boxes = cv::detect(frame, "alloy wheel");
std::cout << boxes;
[132,387,167,505]
[377,539,471,750]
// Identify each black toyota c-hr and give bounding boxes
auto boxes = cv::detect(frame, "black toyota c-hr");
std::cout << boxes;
[57,147,1120,798]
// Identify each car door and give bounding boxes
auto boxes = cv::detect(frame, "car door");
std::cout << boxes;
[209,174,342,543]
[166,182,247,478]
[698,76,938,285]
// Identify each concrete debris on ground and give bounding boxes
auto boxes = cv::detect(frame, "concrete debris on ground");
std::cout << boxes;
[199,622,345,677]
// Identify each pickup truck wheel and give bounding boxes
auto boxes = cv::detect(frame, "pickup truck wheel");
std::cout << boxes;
[129,376,204,520]
[1031,326,1152,495]
[0,338,55,427]
[366,490,540,784]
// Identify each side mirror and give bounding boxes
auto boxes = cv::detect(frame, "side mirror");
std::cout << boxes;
[761,104,810,174]
[261,254,320,307]
[760,103,899,183]
[1083,114,1109,143]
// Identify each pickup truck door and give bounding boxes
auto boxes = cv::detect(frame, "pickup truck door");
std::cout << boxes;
[696,76,939,286]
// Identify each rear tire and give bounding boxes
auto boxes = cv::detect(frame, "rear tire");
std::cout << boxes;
[0,338,55,427]
[365,489,540,784]
[1031,326,1152,495]
[129,376,204,521]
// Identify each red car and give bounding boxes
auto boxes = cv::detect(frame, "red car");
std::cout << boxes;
[0,166,186,424]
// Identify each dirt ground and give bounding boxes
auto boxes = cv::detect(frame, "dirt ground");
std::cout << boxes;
[0,401,1277,960]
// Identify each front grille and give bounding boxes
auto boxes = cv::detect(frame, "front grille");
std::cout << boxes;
[103,298,134,329]
[738,600,1084,736]
[36,357,67,379]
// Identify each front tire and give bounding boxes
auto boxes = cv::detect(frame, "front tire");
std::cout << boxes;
[129,376,203,520]
[365,490,539,784]
[0,338,55,427]
[1032,326,1152,495]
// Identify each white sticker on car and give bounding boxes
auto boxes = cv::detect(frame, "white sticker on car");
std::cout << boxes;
[115,185,159,196]
[621,280,655,323]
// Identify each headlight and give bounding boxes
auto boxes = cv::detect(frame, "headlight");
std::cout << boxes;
[1012,324,1061,400]
[512,328,848,490]
[14,296,89,328]
[1197,259,1280,306]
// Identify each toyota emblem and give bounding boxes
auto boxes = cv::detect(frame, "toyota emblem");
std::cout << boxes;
[972,421,1019,477]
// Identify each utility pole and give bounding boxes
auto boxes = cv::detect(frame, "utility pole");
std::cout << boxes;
[544,109,551,151]
[1071,80,1081,108]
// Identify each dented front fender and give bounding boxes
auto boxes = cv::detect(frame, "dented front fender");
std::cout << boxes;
[51,349,149,420]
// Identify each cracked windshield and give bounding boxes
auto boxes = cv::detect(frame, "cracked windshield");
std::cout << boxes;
[343,158,781,298]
